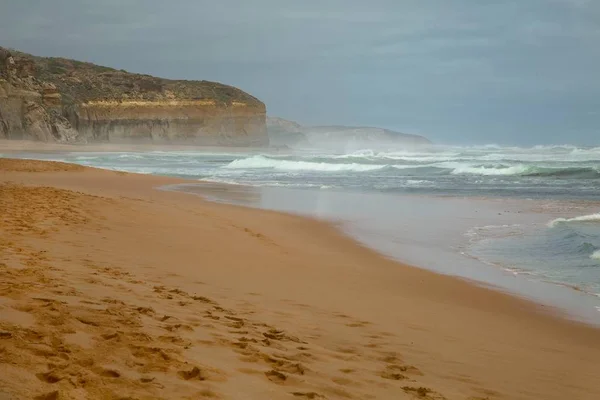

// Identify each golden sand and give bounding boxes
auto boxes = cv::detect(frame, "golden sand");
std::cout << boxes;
[1,158,599,400]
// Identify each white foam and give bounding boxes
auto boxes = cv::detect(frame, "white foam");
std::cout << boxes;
[100,166,203,176]
[464,224,523,242]
[448,163,529,176]
[532,144,578,150]
[548,213,600,227]
[334,149,460,163]
[199,177,243,186]
[405,179,430,186]
[223,155,386,172]
[333,149,377,158]
[200,177,335,189]
[390,164,436,170]
[591,250,600,260]
[116,154,145,159]
[503,267,538,277]
[256,182,331,189]
[74,155,102,161]
[389,155,458,162]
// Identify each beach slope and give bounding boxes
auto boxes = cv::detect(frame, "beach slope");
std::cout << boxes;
[1,158,599,400]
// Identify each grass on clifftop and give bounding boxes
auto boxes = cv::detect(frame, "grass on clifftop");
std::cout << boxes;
[4,47,263,107]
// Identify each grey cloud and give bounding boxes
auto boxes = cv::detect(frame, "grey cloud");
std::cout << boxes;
[0,0,598,145]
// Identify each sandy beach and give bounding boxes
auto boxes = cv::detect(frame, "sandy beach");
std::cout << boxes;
[1,156,600,400]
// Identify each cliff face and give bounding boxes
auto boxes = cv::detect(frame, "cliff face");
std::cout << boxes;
[0,47,267,146]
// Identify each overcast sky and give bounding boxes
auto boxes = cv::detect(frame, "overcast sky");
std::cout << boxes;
[1,0,598,145]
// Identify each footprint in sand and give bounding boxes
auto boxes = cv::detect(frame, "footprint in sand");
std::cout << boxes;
[346,320,371,328]
[402,386,445,399]
[379,369,408,381]
[36,371,64,384]
[263,355,307,375]
[158,335,191,347]
[178,366,206,381]
[33,391,59,400]
[93,367,121,378]
[192,295,215,304]
[265,369,287,384]
[292,392,325,399]
[100,332,119,340]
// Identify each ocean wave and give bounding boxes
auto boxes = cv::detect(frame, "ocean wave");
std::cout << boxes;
[477,153,600,163]
[446,163,600,178]
[116,153,145,159]
[333,149,461,162]
[200,177,334,189]
[405,179,431,186]
[333,149,377,158]
[223,155,386,172]
[198,177,244,185]
[532,144,579,151]
[570,147,600,154]
[72,152,146,160]
[548,212,600,227]
[97,166,206,177]
[74,155,102,161]
[449,164,530,176]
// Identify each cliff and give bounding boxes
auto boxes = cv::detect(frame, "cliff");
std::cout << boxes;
[267,117,431,149]
[0,47,268,146]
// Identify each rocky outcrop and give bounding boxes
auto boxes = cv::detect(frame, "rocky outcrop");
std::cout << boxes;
[266,117,431,149]
[266,117,306,147]
[0,48,77,142]
[0,47,267,145]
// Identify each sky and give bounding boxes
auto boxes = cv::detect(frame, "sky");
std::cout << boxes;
[0,0,598,145]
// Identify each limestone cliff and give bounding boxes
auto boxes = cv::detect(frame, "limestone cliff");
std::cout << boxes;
[0,47,267,145]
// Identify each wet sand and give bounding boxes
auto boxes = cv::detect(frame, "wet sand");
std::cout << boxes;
[1,157,600,400]
[170,183,600,325]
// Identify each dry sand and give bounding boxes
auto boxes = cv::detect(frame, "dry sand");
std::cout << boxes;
[1,157,600,400]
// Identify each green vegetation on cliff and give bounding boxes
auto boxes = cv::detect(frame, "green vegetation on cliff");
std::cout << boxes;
[0,46,267,145]
[9,48,263,107]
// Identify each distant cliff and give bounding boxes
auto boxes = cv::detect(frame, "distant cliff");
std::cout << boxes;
[267,117,431,148]
[0,47,268,146]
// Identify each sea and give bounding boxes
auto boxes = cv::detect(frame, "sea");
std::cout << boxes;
[5,144,600,323]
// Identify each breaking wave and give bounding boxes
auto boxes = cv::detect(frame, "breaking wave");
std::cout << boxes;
[548,213,600,228]
[224,155,386,172]
[448,164,600,178]
[223,155,600,178]
[449,164,530,176]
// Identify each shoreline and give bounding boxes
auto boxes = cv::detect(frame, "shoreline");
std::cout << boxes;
[3,143,600,322]
[164,182,600,325]
[0,139,276,155]
[4,142,600,322]
[2,155,600,398]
